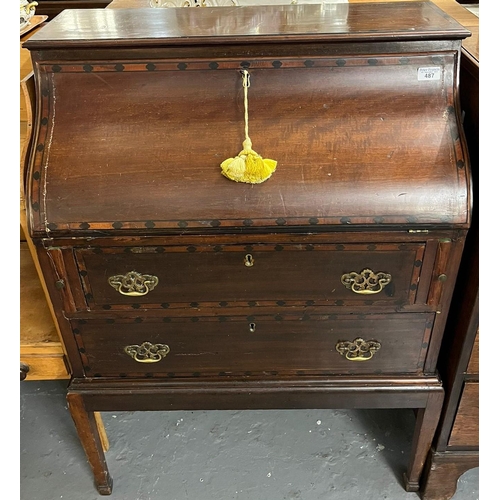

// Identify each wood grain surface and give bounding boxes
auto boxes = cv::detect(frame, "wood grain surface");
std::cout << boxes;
[106,0,479,59]
[448,381,479,447]
[26,2,470,45]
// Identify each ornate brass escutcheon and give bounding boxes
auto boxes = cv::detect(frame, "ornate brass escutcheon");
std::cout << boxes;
[108,271,159,296]
[244,254,255,267]
[340,268,392,295]
[124,342,170,363]
[335,338,381,361]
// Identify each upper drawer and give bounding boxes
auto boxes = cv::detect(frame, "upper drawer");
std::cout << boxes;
[74,242,425,310]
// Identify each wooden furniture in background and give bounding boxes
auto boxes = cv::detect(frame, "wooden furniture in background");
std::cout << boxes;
[420,7,479,498]
[20,28,71,381]
[21,64,109,442]
[420,266,478,499]
[20,15,48,37]
[23,3,471,495]
[32,0,112,20]
[20,240,70,380]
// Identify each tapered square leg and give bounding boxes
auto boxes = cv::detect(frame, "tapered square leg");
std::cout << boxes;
[67,393,113,495]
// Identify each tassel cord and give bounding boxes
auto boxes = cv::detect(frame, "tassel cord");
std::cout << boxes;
[242,70,252,152]
[220,68,277,184]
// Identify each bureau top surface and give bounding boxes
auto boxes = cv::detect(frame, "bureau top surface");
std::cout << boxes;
[25,2,469,48]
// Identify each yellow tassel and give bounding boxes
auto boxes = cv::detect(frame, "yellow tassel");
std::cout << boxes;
[221,138,277,184]
[220,71,277,184]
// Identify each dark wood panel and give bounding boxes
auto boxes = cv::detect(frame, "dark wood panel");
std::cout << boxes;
[448,382,478,447]
[35,1,112,21]
[74,313,433,377]
[31,54,468,234]
[25,3,470,46]
[68,375,443,412]
[75,243,423,308]
[421,450,479,500]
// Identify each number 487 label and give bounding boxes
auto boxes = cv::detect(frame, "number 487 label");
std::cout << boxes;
[417,67,441,81]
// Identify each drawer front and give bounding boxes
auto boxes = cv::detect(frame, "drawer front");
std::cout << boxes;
[72,313,433,377]
[75,243,425,310]
[449,381,479,447]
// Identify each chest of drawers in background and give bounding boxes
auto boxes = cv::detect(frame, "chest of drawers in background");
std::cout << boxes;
[23,2,471,495]
[420,24,479,500]
[31,0,112,20]
[20,25,70,381]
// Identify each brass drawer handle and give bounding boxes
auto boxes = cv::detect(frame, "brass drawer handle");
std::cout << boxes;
[124,342,170,363]
[336,338,381,362]
[341,268,391,295]
[108,271,159,296]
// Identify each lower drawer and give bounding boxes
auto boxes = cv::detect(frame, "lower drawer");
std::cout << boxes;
[73,313,433,378]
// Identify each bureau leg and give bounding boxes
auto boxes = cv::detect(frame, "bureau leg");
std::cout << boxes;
[67,393,113,495]
[403,390,444,492]
[419,450,479,500]
[95,412,110,452]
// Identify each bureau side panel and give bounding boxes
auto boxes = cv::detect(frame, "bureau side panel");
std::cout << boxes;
[35,246,85,377]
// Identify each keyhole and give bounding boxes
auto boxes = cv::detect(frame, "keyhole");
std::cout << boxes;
[244,254,254,267]
[249,323,256,333]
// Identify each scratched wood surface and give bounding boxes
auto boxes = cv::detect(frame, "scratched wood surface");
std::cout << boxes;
[106,0,478,60]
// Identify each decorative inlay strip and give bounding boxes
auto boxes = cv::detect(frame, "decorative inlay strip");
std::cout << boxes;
[40,55,448,74]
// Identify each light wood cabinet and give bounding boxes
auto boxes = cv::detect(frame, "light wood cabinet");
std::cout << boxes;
[20,28,70,381]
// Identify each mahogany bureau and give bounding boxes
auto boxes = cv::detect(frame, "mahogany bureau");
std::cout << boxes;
[23,2,471,495]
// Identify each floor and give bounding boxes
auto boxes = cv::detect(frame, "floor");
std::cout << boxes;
[20,380,479,500]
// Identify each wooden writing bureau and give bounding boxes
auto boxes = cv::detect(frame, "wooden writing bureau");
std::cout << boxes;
[23,2,471,495]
